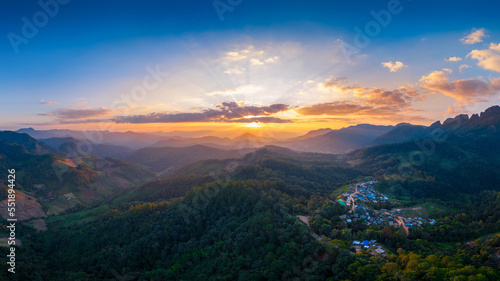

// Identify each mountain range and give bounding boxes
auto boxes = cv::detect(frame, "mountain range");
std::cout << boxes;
[13,106,500,156]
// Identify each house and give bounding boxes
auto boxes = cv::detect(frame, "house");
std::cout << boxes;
[346,219,352,223]
[375,248,385,254]
[361,240,370,247]
[352,240,361,245]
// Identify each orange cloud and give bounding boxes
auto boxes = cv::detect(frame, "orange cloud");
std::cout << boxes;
[297,101,372,116]
[320,77,424,108]
[320,77,367,94]
[298,77,427,122]
[420,70,499,102]
[381,61,408,72]
[354,86,424,107]
[296,101,430,124]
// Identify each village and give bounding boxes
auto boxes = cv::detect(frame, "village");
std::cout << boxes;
[339,181,436,237]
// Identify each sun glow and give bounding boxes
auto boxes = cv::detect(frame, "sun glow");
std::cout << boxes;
[245,122,263,128]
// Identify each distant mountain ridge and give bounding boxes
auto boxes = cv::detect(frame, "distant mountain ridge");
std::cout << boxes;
[8,105,500,155]
[276,124,396,153]
[39,137,134,159]
[0,131,53,155]
[15,128,164,149]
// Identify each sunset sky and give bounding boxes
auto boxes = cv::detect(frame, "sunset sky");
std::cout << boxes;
[1,0,500,137]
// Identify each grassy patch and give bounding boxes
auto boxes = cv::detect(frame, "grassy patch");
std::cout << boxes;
[45,205,111,228]
[331,184,351,197]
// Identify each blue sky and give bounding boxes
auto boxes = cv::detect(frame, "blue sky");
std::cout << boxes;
[1,0,500,135]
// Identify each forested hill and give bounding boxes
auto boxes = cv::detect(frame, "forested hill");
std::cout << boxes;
[0,132,156,215]
[346,123,500,199]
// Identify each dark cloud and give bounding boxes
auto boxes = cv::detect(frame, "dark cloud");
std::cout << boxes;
[113,102,291,123]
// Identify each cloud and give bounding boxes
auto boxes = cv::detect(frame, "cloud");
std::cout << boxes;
[320,77,425,108]
[113,102,291,124]
[492,78,500,89]
[250,58,264,66]
[420,70,499,102]
[444,57,462,62]
[459,64,471,72]
[460,28,488,45]
[39,99,59,105]
[446,104,468,115]
[223,46,262,62]
[353,86,424,107]
[222,45,279,73]
[224,66,245,75]
[297,101,372,116]
[296,101,431,123]
[206,85,263,96]
[320,77,367,95]
[298,77,427,122]
[381,61,408,72]
[72,102,89,106]
[40,107,111,120]
[467,43,500,72]
[265,56,279,63]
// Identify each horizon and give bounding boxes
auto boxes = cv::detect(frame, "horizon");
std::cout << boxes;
[6,105,499,139]
[1,0,500,138]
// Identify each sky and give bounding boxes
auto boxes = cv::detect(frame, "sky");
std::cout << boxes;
[1,0,500,137]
